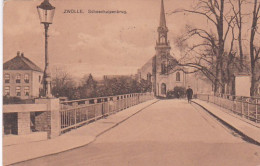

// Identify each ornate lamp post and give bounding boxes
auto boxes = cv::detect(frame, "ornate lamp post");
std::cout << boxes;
[37,0,55,98]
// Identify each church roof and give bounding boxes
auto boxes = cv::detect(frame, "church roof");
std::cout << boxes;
[159,0,167,28]
[4,52,43,72]
[167,54,179,68]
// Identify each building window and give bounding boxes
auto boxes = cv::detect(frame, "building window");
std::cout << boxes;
[161,61,167,74]
[24,86,30,96]
[16,86,21,96]
[24,74,29,83]
[16,74,21,83]
[176,72,180,81]
[39,75,41,83]
[5,74,10,83]
[161,83,166,95]
[4,87,10,96]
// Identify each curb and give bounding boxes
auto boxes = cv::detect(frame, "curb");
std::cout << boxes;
[6,100,159,166]
[192,101,260,146]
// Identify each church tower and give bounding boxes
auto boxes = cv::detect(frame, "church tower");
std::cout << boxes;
[152,0,171,95]
[155,0,171,74]
[157,0,170,47]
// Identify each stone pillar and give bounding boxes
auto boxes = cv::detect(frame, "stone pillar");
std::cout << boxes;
[18,112,31,135]
[35,98,60,139]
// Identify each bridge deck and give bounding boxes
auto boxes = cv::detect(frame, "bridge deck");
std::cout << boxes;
[9,100,260,166]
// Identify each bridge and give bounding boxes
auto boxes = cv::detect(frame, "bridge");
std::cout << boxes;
[3,94,260,166]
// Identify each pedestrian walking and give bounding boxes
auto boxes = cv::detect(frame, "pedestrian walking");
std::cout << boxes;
[176,91,180,99]
[186,86,193,103]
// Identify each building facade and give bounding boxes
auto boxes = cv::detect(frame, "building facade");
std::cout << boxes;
[137,0,186,97]
[3,52,43,99]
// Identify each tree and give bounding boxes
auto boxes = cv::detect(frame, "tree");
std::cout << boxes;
[52,68,77,100]
[229,0,247,70]
[80,74,98,98]
[171,0,236,94]
[249,0,260,96]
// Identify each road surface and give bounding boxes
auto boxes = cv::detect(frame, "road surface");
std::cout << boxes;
[13,100,260,166]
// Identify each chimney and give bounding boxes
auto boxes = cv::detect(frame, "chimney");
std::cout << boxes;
[21,52,24,57]
[17,51,20,57]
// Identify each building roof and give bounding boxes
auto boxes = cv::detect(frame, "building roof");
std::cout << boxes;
[104,75,135,80]
[4,52,43,72]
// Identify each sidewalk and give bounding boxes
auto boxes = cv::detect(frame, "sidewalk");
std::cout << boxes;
[3,99,158,166]
[193,99,260,145]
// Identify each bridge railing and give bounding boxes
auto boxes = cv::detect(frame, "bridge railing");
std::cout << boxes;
[197,94,260,123]
[59,92,154,133]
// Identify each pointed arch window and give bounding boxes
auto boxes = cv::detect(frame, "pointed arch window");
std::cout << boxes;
[161,83,166,95]
[176,72,180,82]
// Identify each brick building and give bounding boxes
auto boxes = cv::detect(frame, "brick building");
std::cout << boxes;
[3,51,43,99]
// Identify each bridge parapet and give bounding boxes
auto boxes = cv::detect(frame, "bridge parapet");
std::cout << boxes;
[3,102,49,137]
[197,94,260,123]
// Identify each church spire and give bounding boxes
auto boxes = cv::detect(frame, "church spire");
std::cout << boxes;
[159,0,167,28]
[157,0,169,45]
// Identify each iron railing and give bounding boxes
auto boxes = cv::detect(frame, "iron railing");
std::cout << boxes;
[59,92,154,133]
[197,94,260,123]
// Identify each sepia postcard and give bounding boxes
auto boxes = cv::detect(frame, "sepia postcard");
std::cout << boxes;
[2,0,260,165]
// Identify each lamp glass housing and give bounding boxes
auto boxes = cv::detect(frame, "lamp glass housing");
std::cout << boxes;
[37,0,55,24]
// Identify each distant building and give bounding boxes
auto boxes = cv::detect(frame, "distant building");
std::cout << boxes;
[3,51,43,99]
[186,73,213,95]
[137,0,186,97]
[103,75,136,80]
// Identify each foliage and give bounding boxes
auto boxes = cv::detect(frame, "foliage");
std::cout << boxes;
[80,74,98,98]
[93,77,152,97]
[52,69,77,100]
[3,96,34,104]
[51,70,152,100]
[167,86,186,99]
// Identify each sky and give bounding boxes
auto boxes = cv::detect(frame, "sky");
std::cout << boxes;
[3,0,208,78]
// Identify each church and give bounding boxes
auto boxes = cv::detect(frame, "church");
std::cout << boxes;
[137,0,187,97]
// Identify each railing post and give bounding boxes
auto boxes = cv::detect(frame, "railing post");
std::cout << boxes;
[101,98,104,117]
[256,99,258,123]
[247,98,249,119]
[114,97,118,113]
[241,98,244,118]
[125,95,127,109]
[74,108,77,129]
[94,99,97,121]
[86,105,89,122]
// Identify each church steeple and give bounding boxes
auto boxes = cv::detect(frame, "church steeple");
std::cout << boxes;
[157,0,169,46]
[159,0,167,28]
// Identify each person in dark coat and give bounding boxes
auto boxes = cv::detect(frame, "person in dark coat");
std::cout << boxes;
[186,86,193,103]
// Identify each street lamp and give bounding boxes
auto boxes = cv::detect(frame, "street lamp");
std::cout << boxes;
[37,0,55,98]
